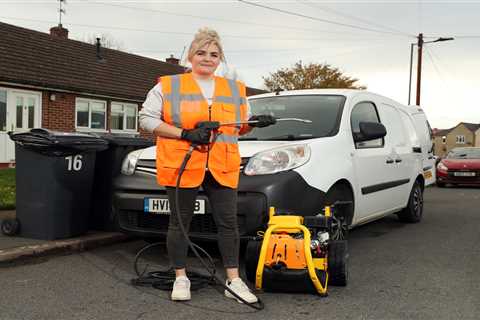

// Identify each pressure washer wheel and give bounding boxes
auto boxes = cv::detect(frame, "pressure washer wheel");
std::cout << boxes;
[328,240,348,286]
[244,240,262,283]
[1,218,20,236]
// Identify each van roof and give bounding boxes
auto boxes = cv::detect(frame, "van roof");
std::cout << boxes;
[249,89,427,115]
[248,88,363,100]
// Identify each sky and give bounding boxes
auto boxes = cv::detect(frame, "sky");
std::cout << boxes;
[1,0,479,129]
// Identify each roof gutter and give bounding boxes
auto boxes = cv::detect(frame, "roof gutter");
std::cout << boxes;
[0,81,143,103]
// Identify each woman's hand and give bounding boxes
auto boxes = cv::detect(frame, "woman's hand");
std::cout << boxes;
[181,127,211,145]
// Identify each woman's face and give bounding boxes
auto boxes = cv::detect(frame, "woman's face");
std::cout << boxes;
[189,43,221,78]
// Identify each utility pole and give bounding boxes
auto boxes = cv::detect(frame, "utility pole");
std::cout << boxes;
[408,34,453,106]
[415,33,424,106]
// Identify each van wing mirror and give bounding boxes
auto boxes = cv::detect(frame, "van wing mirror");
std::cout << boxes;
[353,122,387,142]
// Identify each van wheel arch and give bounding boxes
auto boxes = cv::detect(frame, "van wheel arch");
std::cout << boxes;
[323,181,355,240]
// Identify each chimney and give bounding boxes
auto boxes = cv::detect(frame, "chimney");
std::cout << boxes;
[166,54,180,65]
[50,24,69,39]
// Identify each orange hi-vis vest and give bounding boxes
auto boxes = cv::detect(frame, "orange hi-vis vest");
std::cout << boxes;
[156,73,249,188]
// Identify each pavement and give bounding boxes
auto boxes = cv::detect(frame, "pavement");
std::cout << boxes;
[0,210,131,266]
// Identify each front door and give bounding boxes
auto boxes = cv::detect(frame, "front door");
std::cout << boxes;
[0,89,41,163]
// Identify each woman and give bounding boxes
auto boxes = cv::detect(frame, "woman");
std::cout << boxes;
[139,27,275,302]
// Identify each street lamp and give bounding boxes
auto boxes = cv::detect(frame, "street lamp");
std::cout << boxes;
[408,34,454,106]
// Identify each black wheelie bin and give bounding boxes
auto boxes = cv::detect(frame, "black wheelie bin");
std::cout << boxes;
[3,129,108,240]
[89,134,153,231]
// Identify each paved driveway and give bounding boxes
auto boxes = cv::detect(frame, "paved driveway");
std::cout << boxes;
[1,187,479,320]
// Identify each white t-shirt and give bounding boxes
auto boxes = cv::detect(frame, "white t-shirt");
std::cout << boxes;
[139,78,250,132]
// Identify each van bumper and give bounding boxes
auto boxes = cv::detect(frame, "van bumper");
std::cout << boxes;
[112,170,326,240]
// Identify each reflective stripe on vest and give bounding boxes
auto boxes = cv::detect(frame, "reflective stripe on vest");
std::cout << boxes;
[156,74,247,188]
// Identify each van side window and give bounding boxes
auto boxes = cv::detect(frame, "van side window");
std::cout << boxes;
[351,101,383,148]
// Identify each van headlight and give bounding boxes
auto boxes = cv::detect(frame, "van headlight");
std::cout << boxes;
[121,149,144,175]
[244,144,311,175]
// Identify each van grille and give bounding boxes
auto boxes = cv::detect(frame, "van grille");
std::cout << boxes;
[120,210,247,235]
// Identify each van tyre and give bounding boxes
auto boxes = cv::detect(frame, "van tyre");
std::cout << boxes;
[398,180,423,223]
[436,182,445,188]
[328,240,348,286]
[325,184,353,240]
[1,218,20,236]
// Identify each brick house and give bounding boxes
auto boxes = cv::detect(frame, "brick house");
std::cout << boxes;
[433,122,480,157]
[0,22,266,167]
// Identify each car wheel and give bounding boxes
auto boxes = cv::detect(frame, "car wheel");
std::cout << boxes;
[436,182,446,188]
[324,184,353,240]
[328,240,348,286]
[398,180,423,223]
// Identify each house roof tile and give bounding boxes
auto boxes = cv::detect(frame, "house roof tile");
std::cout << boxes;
[0,22,266,100]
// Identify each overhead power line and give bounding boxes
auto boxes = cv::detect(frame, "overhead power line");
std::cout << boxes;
[296,0,411,36]
[79,0,395,38]
[0,16,401,43]
[237,0,415,38]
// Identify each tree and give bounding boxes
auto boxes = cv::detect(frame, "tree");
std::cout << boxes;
[263,61,366,91]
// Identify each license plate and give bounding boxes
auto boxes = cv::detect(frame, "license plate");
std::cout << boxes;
[454,172,476,177]
[144,198,205,214]
[423,170,433,179]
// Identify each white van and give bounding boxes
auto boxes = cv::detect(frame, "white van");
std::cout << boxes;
[113,89,434,241]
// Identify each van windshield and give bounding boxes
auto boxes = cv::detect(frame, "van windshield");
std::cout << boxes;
[242,95,346,141]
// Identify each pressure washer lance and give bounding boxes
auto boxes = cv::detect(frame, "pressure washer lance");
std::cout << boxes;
[174,117,311,310]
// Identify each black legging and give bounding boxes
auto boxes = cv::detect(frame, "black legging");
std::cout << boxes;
[166,171,239,269]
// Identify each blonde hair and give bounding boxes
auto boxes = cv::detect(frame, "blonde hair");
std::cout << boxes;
[186,27,225,63]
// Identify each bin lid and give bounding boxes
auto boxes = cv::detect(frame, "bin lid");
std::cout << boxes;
[88,132,154,147]
[9,128,109,156]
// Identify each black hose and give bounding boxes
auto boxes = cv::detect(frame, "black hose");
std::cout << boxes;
[173,145,264,310]
[131,141,264,310]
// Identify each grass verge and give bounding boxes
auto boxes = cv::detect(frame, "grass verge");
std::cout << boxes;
[0,168,15,210]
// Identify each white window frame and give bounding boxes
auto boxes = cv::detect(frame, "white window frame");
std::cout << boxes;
[75,98,107,132]
[110,102,139,133]
[456,135,465,144]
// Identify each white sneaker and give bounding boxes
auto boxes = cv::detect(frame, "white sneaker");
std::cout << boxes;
[171,276,191,301]
[224,278,258,304]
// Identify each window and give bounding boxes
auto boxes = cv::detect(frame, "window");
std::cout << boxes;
[75,98,106,130]
[350,101,383,148]
[442,136,446,144]
[456,135,465,144]
[245,95,346,140]
[0,90,6,131]
[111,102,138,132]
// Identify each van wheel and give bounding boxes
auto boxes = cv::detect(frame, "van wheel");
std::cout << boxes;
[436,182,446,188]
[324,184,353,240]
[398,180,423,223]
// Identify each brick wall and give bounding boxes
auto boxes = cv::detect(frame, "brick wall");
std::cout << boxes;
[40,90,156,142]
[42,91,76,132]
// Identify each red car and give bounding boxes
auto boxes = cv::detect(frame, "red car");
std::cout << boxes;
[436,147,480,187]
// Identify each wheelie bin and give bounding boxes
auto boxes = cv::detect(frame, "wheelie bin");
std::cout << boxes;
[89,134,153,231]
[3,129,108,240]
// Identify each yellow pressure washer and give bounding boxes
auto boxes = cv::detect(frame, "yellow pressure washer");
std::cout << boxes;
[244,206,348,296]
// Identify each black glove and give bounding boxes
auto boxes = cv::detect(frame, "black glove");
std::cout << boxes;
[249,115,277,128]
[181,127,211,145]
